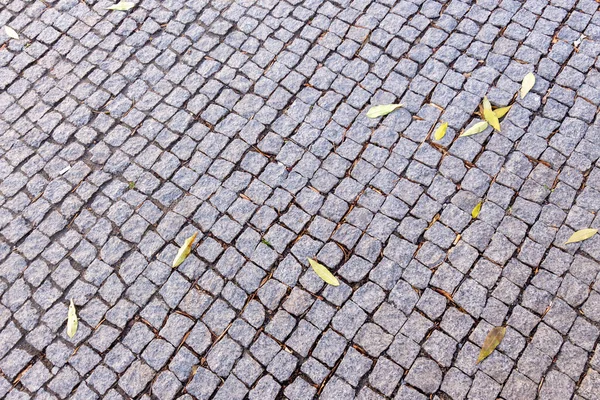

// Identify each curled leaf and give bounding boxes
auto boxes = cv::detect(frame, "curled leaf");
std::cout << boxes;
[483,108,501,132]
[67,299,78,338]
[574,33,586,48]
[565,228,598,244]
[107,1,135,10]
[366,104,402,118]
[308,258,339,286]
[172,232,198,267]
[520,72,535,98]
[4,26,19,40]
[460,121,489,137]
[472,201,482,218]
[494,106,511,119]
[478,326,506,363]
[434,122,448,141]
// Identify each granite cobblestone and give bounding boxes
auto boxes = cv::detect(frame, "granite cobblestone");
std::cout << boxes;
[1,0,600,398]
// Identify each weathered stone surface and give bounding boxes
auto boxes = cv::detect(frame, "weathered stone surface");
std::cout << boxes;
[0,0,598,398]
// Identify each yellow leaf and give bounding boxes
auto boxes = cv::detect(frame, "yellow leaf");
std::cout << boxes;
[472,201,482,218]
[434,122,448,141]
[107,1,135,10]
[366,104,402,118]
[67,299,78,338]
[477,326,506,363]
[483,108,501,132]
[460,121,489,137]
[4,26,19,40]
[172,232,198,267]
[565,228,598,244]
[520,72,535,98]
[494,106,511,119]
[482,96,492,111]
[308,258,339,286]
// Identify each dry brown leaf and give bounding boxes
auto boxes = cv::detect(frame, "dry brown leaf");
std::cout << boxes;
[477,326,506,363]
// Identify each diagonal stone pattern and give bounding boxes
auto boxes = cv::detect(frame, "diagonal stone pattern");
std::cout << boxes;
[0,0,600,399]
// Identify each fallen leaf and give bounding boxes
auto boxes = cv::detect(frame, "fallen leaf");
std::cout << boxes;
[453,233,461,245]
[482,96,492,111]
[4,26,19,40]
[172,232,198,267]
[434,122,448,141]
[460,121,489,137]
[483,108,501,131]
[67,299,78,338]
[433,288,454,302]
[366,104,402,118]
[574,33,586,48]
[107,1,135,10]
[261,238,273,248]
[308,258,339,286]
[494,106,511,119]
[480,96,500,131]
[477,326,506,363]
[565,228,598,244]
[520,72,535,98]
[471,201,482,218]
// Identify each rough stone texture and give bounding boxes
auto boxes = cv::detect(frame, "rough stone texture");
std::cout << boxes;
[0,0,600,398]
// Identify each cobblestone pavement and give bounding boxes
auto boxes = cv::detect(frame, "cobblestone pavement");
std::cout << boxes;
[1,0,600,399]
